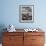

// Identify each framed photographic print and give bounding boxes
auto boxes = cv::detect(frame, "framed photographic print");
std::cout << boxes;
[19,5,34,23]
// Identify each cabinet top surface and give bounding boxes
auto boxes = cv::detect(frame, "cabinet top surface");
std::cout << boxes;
[4,29,44,33]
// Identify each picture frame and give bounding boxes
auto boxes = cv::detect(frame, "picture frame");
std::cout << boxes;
[19,5,34,23]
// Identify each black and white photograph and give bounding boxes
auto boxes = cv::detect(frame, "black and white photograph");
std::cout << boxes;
[19,5,34,23]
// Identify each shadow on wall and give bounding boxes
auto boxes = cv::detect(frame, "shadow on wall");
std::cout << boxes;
[0,24,7,43]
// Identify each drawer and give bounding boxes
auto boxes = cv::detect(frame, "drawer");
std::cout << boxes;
[3,44,15,46]
[3,32,23,36]
[3,36,23,46]
[31,44,44,46]
[3,43,23,46]
[3,36,23,41]
[24,32,44,36]
[32,36,45,44]
[24,35,44,45]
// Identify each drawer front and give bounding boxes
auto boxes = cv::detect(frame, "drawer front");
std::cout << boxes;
[3,35,23,44]
[3,32,23,36]
[3,32,24,46]
[32,36,45,44]
[3,44,15,46]
[3,36,23,46]
[3,43,23,46]
[24,36,45,46]
[31,44,44,46]
[24,32,44,36]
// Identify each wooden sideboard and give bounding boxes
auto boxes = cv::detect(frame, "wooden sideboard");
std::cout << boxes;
[2,32,45,46]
